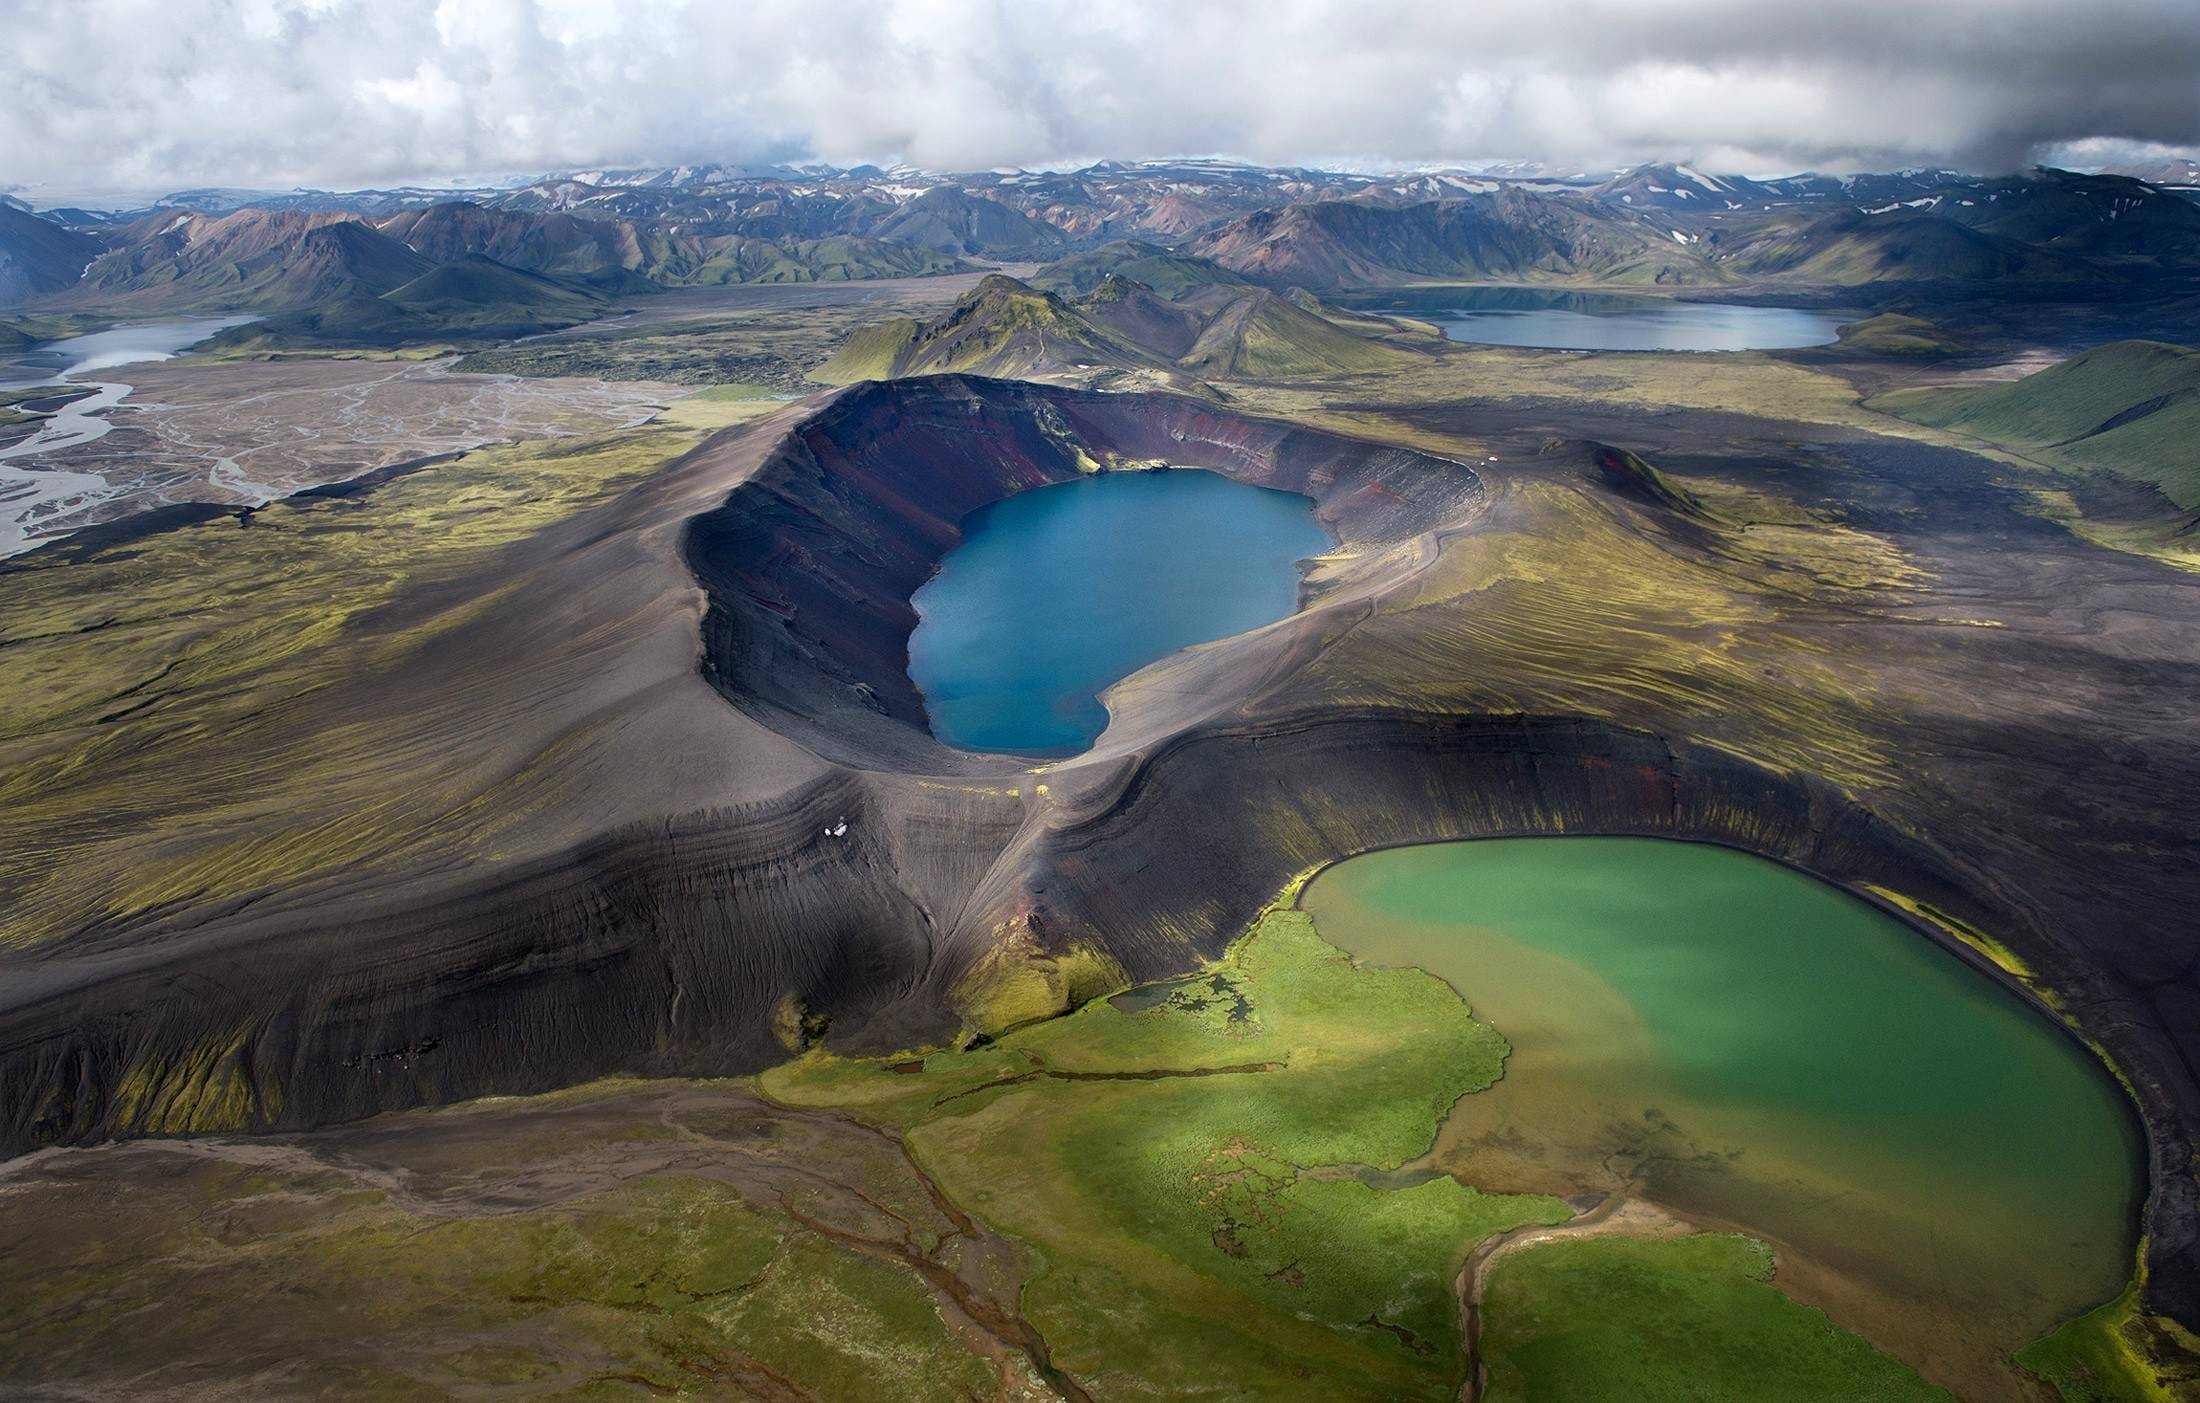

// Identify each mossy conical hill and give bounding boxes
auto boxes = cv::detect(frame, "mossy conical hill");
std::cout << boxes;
[815,272,1429,384]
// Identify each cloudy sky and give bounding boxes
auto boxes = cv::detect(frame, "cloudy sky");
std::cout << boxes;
[10,0,2200,199]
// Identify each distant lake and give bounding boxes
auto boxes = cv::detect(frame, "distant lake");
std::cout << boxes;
[907,470,1328,755]
[0,316,255,387]
[0,315,257,556]
[1343,288,1844,352]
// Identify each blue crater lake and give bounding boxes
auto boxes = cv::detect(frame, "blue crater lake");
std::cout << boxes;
[1343,288,1844,352]
[908,470,1329,755]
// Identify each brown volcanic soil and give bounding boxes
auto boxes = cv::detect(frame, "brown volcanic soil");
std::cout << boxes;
[0,373,2196,1335]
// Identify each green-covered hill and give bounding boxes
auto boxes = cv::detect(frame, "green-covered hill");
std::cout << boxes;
[1029,239,1251,298]
[1174,284,1421,379]
[1709,209,2102,284]
[1185,191,1720,290]
[813,274,1165,382]
[1876,340,2200,511]
[1834,313,1965,356]
[812,272,1428,385]
[206,254,610,352]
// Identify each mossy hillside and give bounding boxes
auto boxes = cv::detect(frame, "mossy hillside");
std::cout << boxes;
[1875,340,2200,511]
[1174,286,1426,380]
[2017,1276,2200,1403]
[768,910,1569,1400]
[816,315,928,381]
[812,275,1162,383]
[1478,1234,1955,1403]
[810,273,1426,387]
[1029,240,1252,298]
[1834,312,1964,356]
[0,1129,1019,1400]
[1574,441,1713,520]
[952,924,1131,1035]
[0,423,709,950]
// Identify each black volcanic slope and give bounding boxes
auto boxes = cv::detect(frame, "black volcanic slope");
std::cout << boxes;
[0,376,2196,1337]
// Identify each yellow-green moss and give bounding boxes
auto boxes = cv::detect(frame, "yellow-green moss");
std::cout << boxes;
[113,1025,269,1134]
[952,920,1129,1035]
[2019,1271,2200,1403]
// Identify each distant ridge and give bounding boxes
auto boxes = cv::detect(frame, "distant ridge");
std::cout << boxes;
[1185,191,1719,289]
[0,203,106,302]
[813,272,1426,384]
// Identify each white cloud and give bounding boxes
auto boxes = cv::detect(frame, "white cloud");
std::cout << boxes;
[5,0,2198,198]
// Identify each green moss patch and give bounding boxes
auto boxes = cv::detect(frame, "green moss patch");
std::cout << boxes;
[1480,1234,1955,1403]
[769,910,1569,1401]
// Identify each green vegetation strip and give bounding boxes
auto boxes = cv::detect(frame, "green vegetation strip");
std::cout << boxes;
[770,910,1561,1401]
[767,910,1957,1402]
[1478,1234,1953,1402]
[1874,340,2200,512]
[2017,1276,2200,1403]
[3,907,1984,1400]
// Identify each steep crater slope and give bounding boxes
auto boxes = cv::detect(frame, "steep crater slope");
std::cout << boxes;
[685,376,1484,768]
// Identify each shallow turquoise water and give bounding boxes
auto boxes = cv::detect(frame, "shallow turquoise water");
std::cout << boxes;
[907,470,1327,754]
[1303,838,2143,1360]
[1342,288,1844,351]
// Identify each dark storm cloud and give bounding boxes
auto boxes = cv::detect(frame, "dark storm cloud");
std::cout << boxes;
[7,0,2199,197]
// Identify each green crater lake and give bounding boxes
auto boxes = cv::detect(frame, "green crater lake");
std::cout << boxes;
[908,470,1328,755]
[1302,838,2142,1390]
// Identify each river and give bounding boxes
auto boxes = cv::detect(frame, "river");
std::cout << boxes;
[0,316,255,555]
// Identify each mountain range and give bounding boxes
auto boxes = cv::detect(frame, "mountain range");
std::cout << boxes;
[3,161,2195,349]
